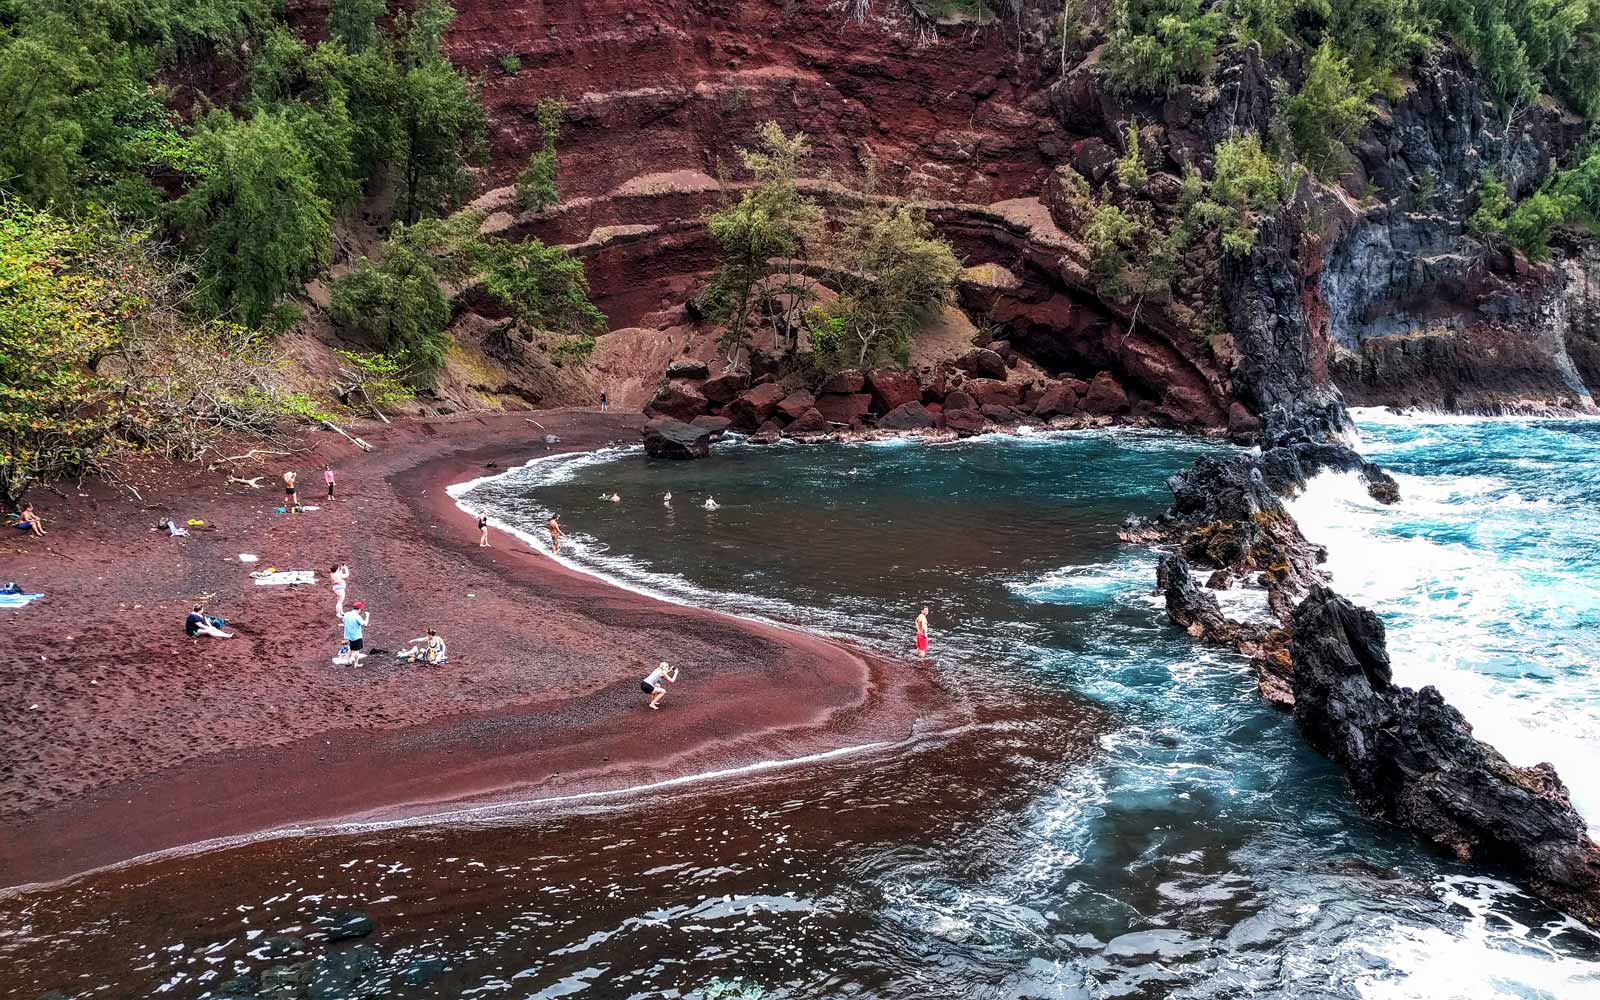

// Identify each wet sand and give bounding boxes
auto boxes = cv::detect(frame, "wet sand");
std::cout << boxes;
[0,410,951,888]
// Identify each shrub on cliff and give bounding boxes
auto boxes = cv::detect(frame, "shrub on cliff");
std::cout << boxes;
[1103,0,1225,95]
[1283,42,1374,180]
[516,98,568,214]
[1469,168,1579,262]
[327,0,388,53]
[1195,134,1285,255]
[478,237,607,356]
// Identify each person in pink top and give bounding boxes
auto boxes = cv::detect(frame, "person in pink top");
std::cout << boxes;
[323,464,337,500]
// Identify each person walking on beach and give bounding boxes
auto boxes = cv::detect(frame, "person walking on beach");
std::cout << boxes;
[329,563,350,617]
[283,470,299,508]
[642,661,678,710]
[915,606,930,660]
[548,514,563,553]
[342,601,370,666]
[12,503,45,536]
[323,464,337,500]
[478,514,490,547]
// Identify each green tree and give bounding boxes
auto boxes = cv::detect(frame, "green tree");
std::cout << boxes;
[516,97,567,213]
[1103,0,1226,95]
[817,204,962,366]
[387,4,487,225]
[327,0,388,53]
[706,122,820,359]
[171,110,331,326]
[1085,202,1142,297]
[1284,42,1374,179]
[327,219,465,381]
[0,200,124,506]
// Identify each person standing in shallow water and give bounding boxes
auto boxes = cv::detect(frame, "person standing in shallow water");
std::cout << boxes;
[548,514,563,553]
[915,606,930,661]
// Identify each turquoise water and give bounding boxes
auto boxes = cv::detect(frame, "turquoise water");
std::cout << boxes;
[5,421,1600,998]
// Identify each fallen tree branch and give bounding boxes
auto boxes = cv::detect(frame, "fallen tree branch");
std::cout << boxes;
[209,448,292,470]
[227,475,265,489]
[319,418,373,452]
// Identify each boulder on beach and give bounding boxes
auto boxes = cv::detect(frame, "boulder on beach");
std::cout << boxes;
[690,414,732,438]
[783,407,830,436]
[699,371,750,405]
[820,370,866,394]
[866,369,921,413]
[878,400,937,430]
[725,382,787,429]
[970,379,1023,408]
[943,407,987,436]
[776,388,817,421]
[815,392,872,425]
[1033,383,1079,419]
[315,910,375,942]
[665,359,711,380]
[1081,371,1130,414]
[956,347,1009,380]
[645,382,708,422]
[642,417,712,459]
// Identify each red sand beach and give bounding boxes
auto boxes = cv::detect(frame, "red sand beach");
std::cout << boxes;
[0,410,951,888]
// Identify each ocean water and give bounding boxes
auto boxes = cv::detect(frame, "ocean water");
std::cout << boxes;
[4,422,1600,999]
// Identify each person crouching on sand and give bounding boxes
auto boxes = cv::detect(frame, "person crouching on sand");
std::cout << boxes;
[548,514,563,553]
[185,604,232,639]
[642,661,679,710]
[915,606,930,660]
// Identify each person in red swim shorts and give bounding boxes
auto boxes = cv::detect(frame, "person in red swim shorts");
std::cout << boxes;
[915,606,930,660]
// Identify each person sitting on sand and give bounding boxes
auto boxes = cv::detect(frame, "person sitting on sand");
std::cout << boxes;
[342,601,370,665]
[12,503,45,536]
[185,604,232,639]
[399,629,448,665]
[283,470,299,508]
[548,514,563,553]
[703,496,719,511]
[641,661,679,710]
[330,563,350,617]
[478,514,490,547]
[663,492,672,505]
[610,493,621,503]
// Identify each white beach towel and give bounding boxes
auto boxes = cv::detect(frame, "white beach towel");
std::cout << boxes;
[252,570,316,586]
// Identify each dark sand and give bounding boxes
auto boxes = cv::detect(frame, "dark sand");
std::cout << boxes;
[0,410,951,888]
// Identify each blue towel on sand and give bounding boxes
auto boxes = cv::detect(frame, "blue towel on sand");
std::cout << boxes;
[0,592,43,608]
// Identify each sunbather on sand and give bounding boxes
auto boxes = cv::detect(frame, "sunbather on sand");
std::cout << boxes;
[13,503,45,536]
[185,604,232,639]
[399,629,448,665]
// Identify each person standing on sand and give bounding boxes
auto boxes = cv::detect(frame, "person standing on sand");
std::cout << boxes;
[342,601,370,665]
[600,391,609,412]
[478,514,490,547]
[323,464,337,500]
[330,563,350,617]
[915,606,930,660]
[283,470,299,508]
[641,661,678,710]
[548,514,563,553]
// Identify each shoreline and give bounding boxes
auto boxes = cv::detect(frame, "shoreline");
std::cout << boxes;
[0,410,955,889]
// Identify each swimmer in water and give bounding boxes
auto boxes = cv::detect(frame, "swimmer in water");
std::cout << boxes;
[703,497,719,510]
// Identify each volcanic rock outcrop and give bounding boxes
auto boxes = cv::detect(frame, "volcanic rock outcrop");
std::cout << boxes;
[1291,586,1600,926]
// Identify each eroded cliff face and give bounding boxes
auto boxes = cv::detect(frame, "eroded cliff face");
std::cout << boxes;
[282,1,1600,424]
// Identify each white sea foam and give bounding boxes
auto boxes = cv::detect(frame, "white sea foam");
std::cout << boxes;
[1287,468,1600,822]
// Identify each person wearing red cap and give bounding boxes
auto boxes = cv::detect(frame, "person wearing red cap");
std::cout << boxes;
[342,601,370,666]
